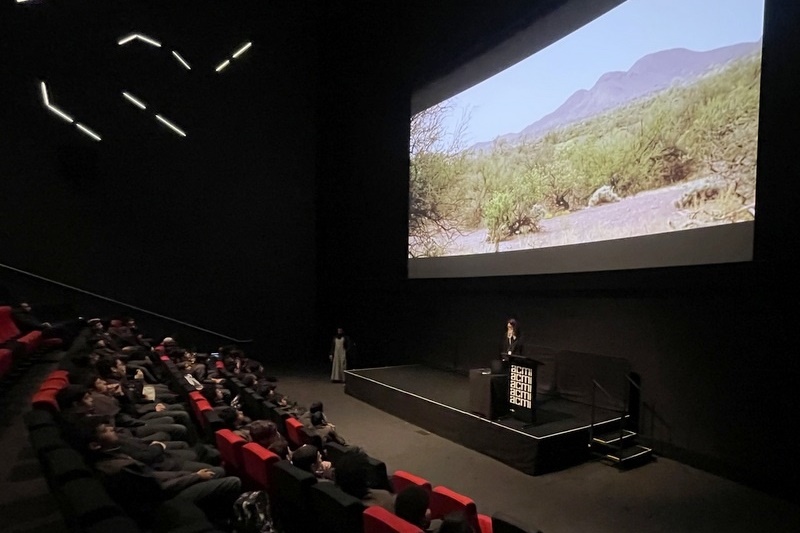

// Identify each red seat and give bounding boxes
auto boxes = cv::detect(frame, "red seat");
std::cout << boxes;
[0,307,42,354]
[215,429,246,475]
[284,416,310,449]
[0,348,13,379]
[430,486,492,533]
[363,505,424,533]
[241,442,280,491]
[31,389,61,413]
[392,470,432,495]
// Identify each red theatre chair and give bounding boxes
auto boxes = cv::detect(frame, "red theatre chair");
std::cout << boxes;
[241,442,280,491]
[0,348,13,380]
[0,306,42,354]
[284,416,311,449]
[215,429,246,476]
[363,505,424,533]
[391,470,432,495]
[430,486,492,533]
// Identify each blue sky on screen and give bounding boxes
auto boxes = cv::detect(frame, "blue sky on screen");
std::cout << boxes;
[439,0,765,147]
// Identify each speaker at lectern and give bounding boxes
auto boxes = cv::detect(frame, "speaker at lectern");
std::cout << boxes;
[507,355,543,424]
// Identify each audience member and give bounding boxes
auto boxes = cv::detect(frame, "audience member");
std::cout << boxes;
[334,447,395,512]
[290,444,334,480]
[436,512,474,533]
[395,485,435,532]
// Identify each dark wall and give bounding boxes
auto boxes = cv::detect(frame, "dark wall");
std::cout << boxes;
[316,0,799,500]
[1,0,318,358]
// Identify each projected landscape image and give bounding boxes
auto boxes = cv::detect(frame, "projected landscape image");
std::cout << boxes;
[409,0,763,259]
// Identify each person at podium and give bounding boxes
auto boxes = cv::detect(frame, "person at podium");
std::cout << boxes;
[502,318,524,363]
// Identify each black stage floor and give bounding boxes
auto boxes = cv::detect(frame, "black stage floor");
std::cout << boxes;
[345,364,624,475]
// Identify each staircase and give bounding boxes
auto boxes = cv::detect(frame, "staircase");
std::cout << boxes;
[589,375,653,469]
[590,425,653,468]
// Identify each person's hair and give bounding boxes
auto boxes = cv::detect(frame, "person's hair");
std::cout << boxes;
[309,401,324,414]
[56,384,89,410]
[249,420,279,445]
[333,447,372,499]
[506,318,519,335]
[200,384,218,403]
[241,374,257,388]
[291,444,319,473]
[217,406,238,429]
[437,512,474,533]
[84,373,103,390]
[267,439,289,460]
[311,411,326,427]
[63,415,110,457]
[395,485,430,528]
[95,358,117,379]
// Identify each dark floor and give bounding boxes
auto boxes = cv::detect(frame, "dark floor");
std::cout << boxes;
[2,358,800,533]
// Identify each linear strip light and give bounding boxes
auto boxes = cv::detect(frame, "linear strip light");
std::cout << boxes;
[155,114,187,137]
[117,33,161,48]
[40,81,101,140]
[215,41,253,73]
[171,50,191,70]
[122,91,147,110]
[232,42,252,59]
[75,123,102,141]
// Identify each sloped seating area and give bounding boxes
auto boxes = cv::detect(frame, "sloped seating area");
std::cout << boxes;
[0,305,63,389]
[15,308,544,533]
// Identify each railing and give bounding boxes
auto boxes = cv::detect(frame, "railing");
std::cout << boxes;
[590,373,641,455]
[1,262,253,343]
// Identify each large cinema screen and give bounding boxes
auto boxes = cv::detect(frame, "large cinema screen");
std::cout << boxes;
[408,0,764,278]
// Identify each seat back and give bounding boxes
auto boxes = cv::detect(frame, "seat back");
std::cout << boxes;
[214,429,246,475]
[391,470,432,494]
[242,442,280,491]
[430,486,479,533]
[269,460,317,533]
[363,505,425,533]
[309,481,366,533]
[0,306,21,343]
[284,416,309,449]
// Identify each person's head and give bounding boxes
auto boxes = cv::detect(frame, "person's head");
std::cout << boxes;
[249,420,279,447]
[217,406,239,430]
[309,401,324,414]
[267,439,290,460]
[336,327,344,337]
[19,301,32,312]
[241,374,257,388]
[95,358,124,380]
[291,444,321,473]
[506,318,519,337]
[125,317,137,328]
[87,374,109,394]
[437,512,474,533]
[310,411,326,427]
[333,447,372,499]
[56,384,93,411]
[395,485,431,529]
[200,384,222,403]
[88,318,103,332]
[68,416,119,456]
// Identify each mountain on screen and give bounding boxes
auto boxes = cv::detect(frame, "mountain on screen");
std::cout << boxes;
[470,40,762,151]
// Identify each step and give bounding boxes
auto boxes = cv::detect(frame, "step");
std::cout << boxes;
[592,429,636,446]
[603,444,653,463]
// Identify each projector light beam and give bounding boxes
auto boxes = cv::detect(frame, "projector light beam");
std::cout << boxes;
[155,114,187,137]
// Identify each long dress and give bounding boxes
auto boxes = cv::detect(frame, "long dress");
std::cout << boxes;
[330,336,346,382]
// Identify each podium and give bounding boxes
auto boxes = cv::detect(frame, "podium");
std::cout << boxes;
[506,355,543,424]
[469,368,509,420]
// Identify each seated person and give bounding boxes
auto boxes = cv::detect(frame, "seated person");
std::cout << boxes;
[437,512,474,533]
[395,485,437,532]
[68,417,240,529]
[248,420,288,450]
[334,447,395,512]
[308,400,346,445]
[290,444,334,480]
[217,406,252,440]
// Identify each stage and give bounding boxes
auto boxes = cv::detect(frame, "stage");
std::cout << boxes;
[344,364,626,475]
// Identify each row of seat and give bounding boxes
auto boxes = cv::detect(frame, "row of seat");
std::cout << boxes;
[0,305,61,385]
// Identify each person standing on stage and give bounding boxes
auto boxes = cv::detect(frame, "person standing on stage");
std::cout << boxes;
[329,327,350,383]
[502,318,524,363]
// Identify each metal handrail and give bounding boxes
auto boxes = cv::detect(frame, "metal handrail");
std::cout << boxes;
[590,376,631,455]
[1,262,253,343]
